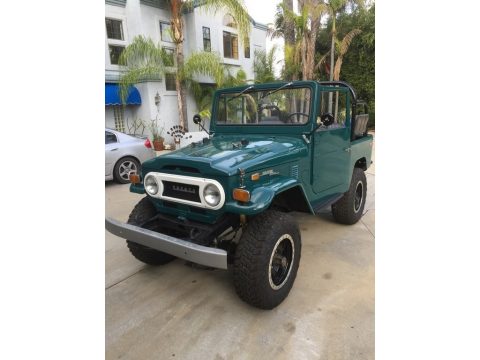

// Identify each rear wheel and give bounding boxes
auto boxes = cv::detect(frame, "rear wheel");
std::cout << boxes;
[233,210,301,309]
[114,156,140,184]
[331,167,367,224]
[126,197,176,265]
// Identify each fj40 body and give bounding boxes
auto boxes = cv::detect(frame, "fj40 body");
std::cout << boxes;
[106,80,373,309]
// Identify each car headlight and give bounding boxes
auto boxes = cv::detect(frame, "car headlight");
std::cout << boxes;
[144,175,159,195]
[203,183,221,207]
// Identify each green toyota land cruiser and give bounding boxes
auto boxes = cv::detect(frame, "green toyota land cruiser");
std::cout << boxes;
[106,80,373,309]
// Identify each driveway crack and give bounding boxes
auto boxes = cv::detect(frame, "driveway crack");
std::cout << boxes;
[106,268,144,290]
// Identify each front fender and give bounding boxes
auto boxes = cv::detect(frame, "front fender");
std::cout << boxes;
[224,178,305,215]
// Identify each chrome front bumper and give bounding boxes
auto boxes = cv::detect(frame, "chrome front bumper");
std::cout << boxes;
[105,217,228,269]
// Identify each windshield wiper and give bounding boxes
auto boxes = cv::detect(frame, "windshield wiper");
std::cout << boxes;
[227,85,255,102]
[260,82,294,99]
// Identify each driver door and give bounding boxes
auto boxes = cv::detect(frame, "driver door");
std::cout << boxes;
[312,89,351,195]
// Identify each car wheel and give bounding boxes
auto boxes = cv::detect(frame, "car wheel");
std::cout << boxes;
[233,210,301,309]
[113,156,140,184]
[126,197,176,265]
[331,167,367,224]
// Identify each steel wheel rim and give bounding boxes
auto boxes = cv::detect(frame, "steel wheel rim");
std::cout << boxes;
[268,234,295,290]
[354,180,364,213]
[119,161,137,181]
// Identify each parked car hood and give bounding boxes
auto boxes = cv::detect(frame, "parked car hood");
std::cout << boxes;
[142,135,307,176]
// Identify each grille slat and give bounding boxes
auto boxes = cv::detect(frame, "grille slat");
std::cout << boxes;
[162,181,201,203]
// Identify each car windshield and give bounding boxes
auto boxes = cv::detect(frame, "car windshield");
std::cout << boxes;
[216,86,312,125]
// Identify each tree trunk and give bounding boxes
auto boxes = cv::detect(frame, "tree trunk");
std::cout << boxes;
[175,42,188,131]
[170,0,188,131]
[328,15,336,113]
[283,0,295,81]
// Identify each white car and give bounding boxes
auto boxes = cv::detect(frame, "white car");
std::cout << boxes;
[105,129,156,184]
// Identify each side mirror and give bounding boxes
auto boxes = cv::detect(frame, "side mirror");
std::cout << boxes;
[193,114,202,125]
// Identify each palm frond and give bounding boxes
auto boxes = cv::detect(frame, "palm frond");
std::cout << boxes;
[268,4,285,39]
[315,51,330,71]
[118,36,167,102]
[181,51,225,85]
[339,28,362,56]
[253,45,277,83]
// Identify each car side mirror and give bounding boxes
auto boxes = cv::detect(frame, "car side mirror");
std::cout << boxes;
[193,114,202,125]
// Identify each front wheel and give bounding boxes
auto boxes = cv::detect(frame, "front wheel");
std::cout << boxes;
[233,210,301,309]
[331,167,367,224]
[126,197,176,265]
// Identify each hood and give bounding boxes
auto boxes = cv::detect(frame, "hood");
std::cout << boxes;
[142,135,307,176]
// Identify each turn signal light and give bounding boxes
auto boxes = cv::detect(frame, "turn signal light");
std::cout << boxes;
[129,172,141,184]
[233,188,250,203]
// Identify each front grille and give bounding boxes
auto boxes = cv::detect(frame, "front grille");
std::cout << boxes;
[162,181,201,203]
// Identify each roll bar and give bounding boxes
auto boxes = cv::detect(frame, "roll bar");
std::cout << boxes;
[316,81,357,103]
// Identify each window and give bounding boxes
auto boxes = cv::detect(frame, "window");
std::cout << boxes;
[163,47,175,66]
[223,31,238,59]
[165,73,177,91]
[244,37,250,58]
[109,45,125,65]
[216,86,311,125]
[113,107,125,132]
[202,27,211,52]
[106,18,124,40]
[223,14,237,28]
[160,21,173,42]
[318,90,347,128]
[105,131,118,144]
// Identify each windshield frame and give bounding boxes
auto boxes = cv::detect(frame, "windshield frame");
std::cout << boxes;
[210,81,316,133]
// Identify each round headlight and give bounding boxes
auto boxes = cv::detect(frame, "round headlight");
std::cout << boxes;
[203,183,221,207]
[144,175,159,195]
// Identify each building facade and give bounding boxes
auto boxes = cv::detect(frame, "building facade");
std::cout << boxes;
[105,0,267,143]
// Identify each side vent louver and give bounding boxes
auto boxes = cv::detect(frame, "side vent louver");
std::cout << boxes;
[291,165,299,179]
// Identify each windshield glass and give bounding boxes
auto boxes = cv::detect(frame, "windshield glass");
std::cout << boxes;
[216,86,312,125]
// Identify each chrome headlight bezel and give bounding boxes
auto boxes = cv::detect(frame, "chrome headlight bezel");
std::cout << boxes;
[144,174,159,195]
[203,183,221,207]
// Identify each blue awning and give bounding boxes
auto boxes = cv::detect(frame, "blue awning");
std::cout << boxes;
[105,83,141,105]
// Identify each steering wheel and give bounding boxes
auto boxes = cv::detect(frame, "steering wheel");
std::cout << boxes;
[320,113,335,126]
[287,112,309,123]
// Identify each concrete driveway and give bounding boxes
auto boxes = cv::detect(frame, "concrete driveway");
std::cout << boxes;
[105,141,375,360]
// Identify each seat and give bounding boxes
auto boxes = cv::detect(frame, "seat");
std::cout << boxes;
[353,114,369,138]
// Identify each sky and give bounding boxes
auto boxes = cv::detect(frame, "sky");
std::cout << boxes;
[243,0,289,77]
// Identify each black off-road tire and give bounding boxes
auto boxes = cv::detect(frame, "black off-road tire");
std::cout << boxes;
[233,210,301,309]
[114,156,140,184]
[126,197,176,265]
[331,167,367,225]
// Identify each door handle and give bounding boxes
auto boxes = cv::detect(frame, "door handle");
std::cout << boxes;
[344,147,351,152]
[110,148,118,151]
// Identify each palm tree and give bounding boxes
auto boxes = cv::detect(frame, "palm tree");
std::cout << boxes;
[182,51,248,119]
[120,0,251,131]
[332,28,361,81]
[169,0,252,130]
[253,46,277,83]
[273,0,327,81]
[325,0,364,81]
[315,28,361,117]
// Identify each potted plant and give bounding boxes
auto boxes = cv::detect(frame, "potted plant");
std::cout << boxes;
[147,116,165,151]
